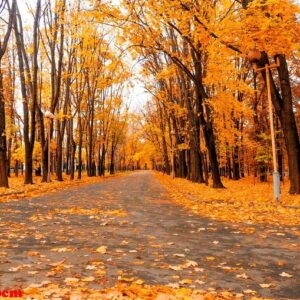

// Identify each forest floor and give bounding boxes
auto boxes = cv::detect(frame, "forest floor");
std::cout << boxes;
[0,171,299,299]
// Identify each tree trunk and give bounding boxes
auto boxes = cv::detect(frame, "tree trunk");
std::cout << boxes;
[77,114,83,180]
[7,132,12,177]
[70,136,76,180]
[110,146,115,175]
[185,89,204,183]
[226,144,232,179]
[100,143,106,176]
[0,0,16,188]
[232,146,240,180]
[14,160,19,177]
[0,67,9,187]
[66,123,71,175]
[56,133,64,181]
[24,145,33,184]
[276,55,300,193]
[41,141,48,182]
[201,118,224,188]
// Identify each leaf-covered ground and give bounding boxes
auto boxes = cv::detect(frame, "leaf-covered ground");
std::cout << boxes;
[0,171,299,299]
[155,173,300,227]
[0,173,126,203]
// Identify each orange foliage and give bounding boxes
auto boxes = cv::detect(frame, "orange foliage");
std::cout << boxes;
[23,282,245,300]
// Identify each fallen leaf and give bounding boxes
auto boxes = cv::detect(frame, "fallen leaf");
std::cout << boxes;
[236,273,249,279]
[96,246,107,254]
[173,253,185,257]
[194,267,204,272]
[166,283,180,289]
[280,272,293,278]
[135,279,144,285]
[243,289,256,294]
[48,259,65,267]
[86,265,96,270]
[184,260,198,267]
[82,276,95,282]
[27,251,40,257]
[259,283,273,288]
[64,277,80,284]
[205,256,216,261]
[169,265,182,271]
[179,278,192,285]
[118,276,134,282]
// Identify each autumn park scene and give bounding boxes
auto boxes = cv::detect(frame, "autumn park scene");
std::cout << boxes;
[0,0,300,299]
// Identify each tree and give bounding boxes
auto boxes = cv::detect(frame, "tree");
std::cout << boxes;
[0,0,16,187]
[14,0,41,184]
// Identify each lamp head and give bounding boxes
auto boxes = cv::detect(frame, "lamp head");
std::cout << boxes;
[247,49,262,63]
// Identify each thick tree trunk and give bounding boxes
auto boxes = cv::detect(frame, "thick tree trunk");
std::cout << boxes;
[0,0,16,188]
[189,147,204,183]
[177,150,187,178]
[185,91,204,183]
[110,146,115,175]
[0,151,8,187]
[259,165,268,182]
[276,55,300,194]
[14,160,18,177]
[161,134,170,175]
[186,149,191,180]
[226,144,232,179]
[7,134,12,177]
[56,74,71,181]
[97,144,101,176]
[202,152,209,185]
[201,118,224,188]
[78,115,83,180]
[24,146,33,184]
[232,146,240,180]
[195,80,224,188]
[0,68,9,187]
[56,135,64,181]
[70,138,76,180]
[41,143,48,182]
[157,102,170,175]
[66,121,71,175]
[99,143,106,176]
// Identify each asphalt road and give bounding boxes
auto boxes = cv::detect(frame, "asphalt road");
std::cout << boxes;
[0,171,299,299]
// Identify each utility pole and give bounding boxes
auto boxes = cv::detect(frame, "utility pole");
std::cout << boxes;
[248,50,281,200]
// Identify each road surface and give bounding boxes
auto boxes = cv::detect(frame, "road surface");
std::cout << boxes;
[0,171,299,299]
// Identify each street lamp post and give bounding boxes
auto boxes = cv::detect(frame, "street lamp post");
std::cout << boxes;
[44,110,54,183]
[248,50,281,200]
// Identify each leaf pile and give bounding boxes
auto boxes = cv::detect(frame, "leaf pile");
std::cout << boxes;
[23,282,262,299]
